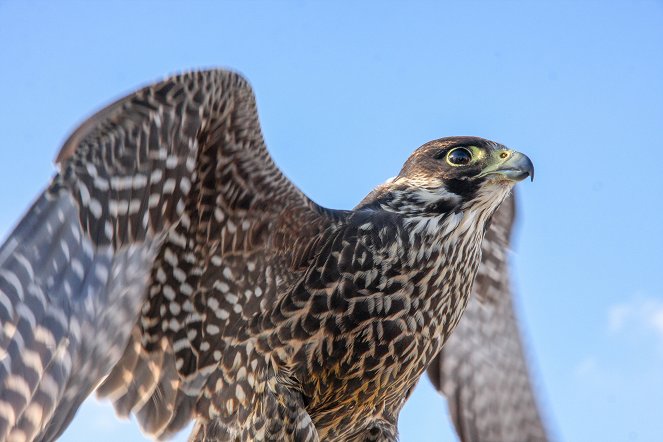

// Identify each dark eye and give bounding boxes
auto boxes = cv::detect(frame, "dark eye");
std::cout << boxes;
[447,147,472,166]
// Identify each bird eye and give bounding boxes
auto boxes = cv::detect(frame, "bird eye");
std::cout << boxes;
[446,147,472,166]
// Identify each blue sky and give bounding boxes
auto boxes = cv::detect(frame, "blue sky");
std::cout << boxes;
[0,1,662,441]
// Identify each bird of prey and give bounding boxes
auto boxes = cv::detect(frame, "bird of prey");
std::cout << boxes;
[0,69,545,441]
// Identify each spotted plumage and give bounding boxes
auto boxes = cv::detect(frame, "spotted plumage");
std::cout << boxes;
[0,69,544,442]
[427,194,549,442]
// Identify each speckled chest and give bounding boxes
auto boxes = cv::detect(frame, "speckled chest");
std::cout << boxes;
[276,210,487,432]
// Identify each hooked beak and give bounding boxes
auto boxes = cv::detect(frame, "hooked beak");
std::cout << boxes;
[480,150,534,182]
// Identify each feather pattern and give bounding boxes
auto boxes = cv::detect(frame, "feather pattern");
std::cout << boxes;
[427,193,549,442]
[0,68,544,442]
[0,69,334,441]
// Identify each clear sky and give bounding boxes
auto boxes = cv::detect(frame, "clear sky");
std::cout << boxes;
[0,1,662,441]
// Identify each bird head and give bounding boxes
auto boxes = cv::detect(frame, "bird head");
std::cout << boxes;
[359,136,533,217]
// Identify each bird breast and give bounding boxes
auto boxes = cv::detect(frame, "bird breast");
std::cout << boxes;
[274,208,491,427]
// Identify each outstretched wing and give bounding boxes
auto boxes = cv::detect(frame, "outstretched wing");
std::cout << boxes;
[0,69,337,442]
[426,193,549,442]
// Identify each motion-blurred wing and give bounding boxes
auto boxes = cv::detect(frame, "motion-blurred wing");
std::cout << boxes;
[427,193,549,442]
[0,69,336,442]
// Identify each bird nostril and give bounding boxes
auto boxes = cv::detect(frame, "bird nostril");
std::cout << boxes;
[500,152,508,159]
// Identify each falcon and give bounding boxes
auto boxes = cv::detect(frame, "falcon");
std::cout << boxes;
[0,69,544,441]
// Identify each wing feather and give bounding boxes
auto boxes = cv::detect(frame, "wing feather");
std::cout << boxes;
[95,68,346,437]
[0,69,338,441]
[0,191,157,442]
[426,193,549,442]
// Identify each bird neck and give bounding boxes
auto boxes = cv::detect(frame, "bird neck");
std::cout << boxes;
[398,184,512,342]
[355,181,512,342]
